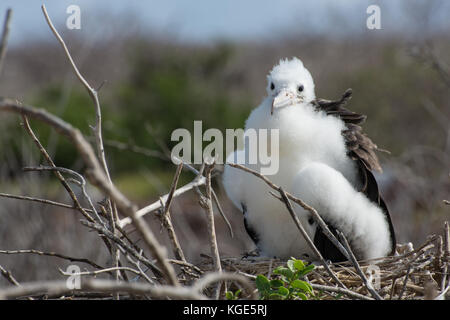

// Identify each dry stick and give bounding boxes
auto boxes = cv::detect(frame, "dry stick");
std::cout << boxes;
[0,100,178,286]
[41,5,121,290]
[80,220,163,279]
[0,265,33,300]
[23,166,104,223]
[0,192,94,213]
[226,163,348,287]
[0,279,205,300]
[229,163,349,260]
[440,221,449,294]
[22,116,95,223]
[119,176,206,228]
[180,158,234,238]
[0,249,105,271]
[120,154,234,239]
[310,283,374,301]
[193,272,256,300]
[21,116,127,281]
[398,264,412,300]
[59,266,142,278]
[0,8,12,76]
[160,163,186,262]
[337,231,383,300]
[0,264,20,287]
[199,163,223,299]
[278,188,346,289]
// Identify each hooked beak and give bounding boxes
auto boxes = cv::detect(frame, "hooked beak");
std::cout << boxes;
[271,90,300,115]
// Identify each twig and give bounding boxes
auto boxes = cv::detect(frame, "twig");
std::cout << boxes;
[0,264,20,287]
[0,192,94,213]
[22,116,96,223]
[119,174,206,228]
[192,272,256,300]
[0,249,105,271]
[23,166,105,227]
[398,264,412,300]
[159,164,186,262]
[278,188,347,289]
[310,283,374,300]
[0,279,205,300]
[59,266,142,278]
[80,220,163,279]
[230,163,349,260]
[0,8,12,76]
[337,231,383,300]
[41,5,121,290]
[0,99,178,286]
[199,163,223,299]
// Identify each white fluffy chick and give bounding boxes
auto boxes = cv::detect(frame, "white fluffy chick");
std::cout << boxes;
[223,57,394,262]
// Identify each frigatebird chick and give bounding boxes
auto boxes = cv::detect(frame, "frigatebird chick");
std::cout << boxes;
[223,57,396,262]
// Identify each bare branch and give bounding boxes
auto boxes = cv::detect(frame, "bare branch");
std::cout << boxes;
[119,173,206,228]
[310,283,374,300]
[0,99,178,286]
[230,162,349,259]
[0,249,105,271]
[0,192,93,213]
[337,231,382,300]
[278,187,347,289]
[0,264,20,287]
[198,163,223,299]
[0,279,205,300]
[160,163,187,262]
[21,116,95,222]
[0,8,12,76]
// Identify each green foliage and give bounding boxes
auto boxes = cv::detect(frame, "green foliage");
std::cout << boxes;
[225,289,242,300]
[2,42,253,195]
[255,258,315,300]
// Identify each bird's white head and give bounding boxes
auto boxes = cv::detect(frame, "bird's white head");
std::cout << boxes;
[266,57,315,115]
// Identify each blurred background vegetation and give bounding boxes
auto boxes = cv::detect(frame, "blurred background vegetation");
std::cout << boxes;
[0,0,449,283]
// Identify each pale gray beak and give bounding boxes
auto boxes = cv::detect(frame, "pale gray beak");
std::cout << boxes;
[271,90,298,115]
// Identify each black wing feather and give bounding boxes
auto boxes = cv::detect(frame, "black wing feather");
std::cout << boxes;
[314,89,397,256]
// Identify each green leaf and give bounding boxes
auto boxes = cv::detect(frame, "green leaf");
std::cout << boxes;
[225,291,234,300]
[255,275,271,293]
[269,293,285,300]
[287,259,296,272]
[278,287,290,296]
[293,259,305,271]
[270,279,284,288]
[297,292,308,300]
[291,279,312,293]
[273,267,294,281]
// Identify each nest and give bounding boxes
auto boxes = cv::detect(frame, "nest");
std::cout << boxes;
[198,232,449,300]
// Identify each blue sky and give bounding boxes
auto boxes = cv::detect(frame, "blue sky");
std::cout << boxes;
[1,0,449,47]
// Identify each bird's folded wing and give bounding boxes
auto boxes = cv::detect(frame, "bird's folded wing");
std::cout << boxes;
[314,89,396,254]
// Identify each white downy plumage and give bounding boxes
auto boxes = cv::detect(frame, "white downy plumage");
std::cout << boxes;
[222,57,391,261]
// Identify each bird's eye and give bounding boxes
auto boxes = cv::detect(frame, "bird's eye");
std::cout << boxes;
[298,85,304,92]
[270,82,275,90]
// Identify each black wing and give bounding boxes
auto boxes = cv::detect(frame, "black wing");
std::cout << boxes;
[313,89,397,256]
[241,203,260,246]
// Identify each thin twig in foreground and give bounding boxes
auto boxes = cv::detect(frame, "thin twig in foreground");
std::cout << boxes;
[0,99,178,286]
[0,8,12,76]
[337,231,382,300]
[199,163,223,299]
[160,163,187,262]
[230,162,349,260]
[21,116,96,222]
[0,279,205,300]
[278,188,347,289]
[0,249,105,271]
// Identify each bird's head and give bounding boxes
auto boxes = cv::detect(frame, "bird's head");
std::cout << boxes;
[266,57,315,115]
